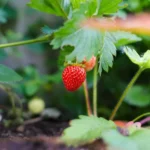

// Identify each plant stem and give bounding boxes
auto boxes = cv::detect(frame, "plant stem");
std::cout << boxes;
[93,62,98,116]
[10,96,16,113]
[0,85,16,113]
[17,117,42,131]
[132,112,150,122]
[140,117,150,125]
[83,79,92,116]
[0,35,51,49]
[110,68,143,120]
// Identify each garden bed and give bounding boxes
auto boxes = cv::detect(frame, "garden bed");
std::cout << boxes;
[0,120,105,150]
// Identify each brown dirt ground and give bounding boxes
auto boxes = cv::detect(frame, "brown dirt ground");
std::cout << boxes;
[0,120,106,150]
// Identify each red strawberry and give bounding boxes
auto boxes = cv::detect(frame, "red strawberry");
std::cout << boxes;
[62,65,86,91]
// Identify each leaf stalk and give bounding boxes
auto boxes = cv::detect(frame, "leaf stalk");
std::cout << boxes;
[83,79,92,116]
[110,67,143,120]
[0,35,51,49]
[93,62,98,116]
[132,112,150,122]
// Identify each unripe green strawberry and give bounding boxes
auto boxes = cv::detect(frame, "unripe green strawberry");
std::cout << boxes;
[62,65,86,91]
[28,98,45,115]
[82,56,96,71]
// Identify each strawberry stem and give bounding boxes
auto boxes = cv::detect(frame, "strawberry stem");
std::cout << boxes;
[83,79,92,116]
[140,117,150,125]
[0,35,51,49]
[93,62,98,116]
[132,112,150,122]
[110,67,143,120]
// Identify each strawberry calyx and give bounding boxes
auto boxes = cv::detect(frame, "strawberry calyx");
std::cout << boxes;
[64,55,97,72]
[64,62,85,69]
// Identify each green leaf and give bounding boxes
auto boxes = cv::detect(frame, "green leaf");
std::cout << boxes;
[142,50,150,69]
[47,72,62,84]
[70,0,98,17]
[51,9,141,75]
[125,85,150,107]
[102,129,138,150]
[28,0,124,18]
[131,129,150,150]
[41,25,55,35]
[98,32,141,74]
[70,0,123,16]
[99,32,117,75]
[63,28,103,62]
[28,0,70,18]
[110,31,141,47]
[0,64,22,83]
[58,46,74,66]
[98,0,123,15]
[102,128,150,150]
[61,115,116,146]
[0,9,7,23]
[24,81,39,96]
[124,47,150,69]
[52,17,115,74]
[124,47,143,66]
[52,21,104,62]
[70,0,86,9]
[0,50,7,60]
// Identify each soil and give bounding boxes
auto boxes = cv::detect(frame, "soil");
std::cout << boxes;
[0,119,106,150]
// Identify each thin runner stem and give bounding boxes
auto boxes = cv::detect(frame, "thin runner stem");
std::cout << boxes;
[110,68,143,120]
[132,112,150,122]
[83,79,92,116]
[0,35,51,49]
[93,62,98,116]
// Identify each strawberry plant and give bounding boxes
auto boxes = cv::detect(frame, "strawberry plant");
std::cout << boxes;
[0,0,150,149]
